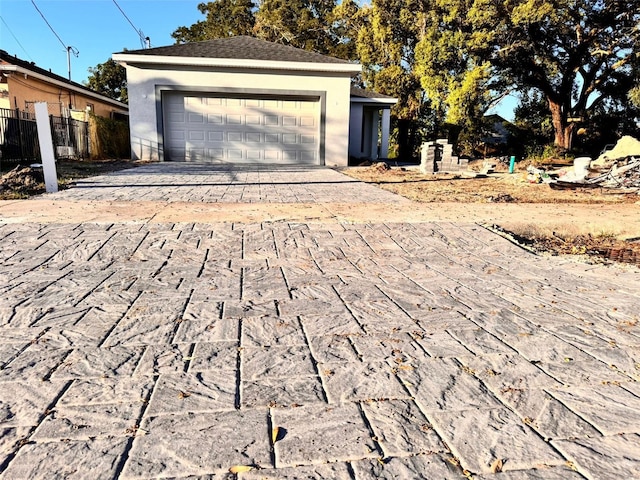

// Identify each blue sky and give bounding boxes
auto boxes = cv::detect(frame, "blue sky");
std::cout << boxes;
[1,0,203,83]
[1,0,517,118]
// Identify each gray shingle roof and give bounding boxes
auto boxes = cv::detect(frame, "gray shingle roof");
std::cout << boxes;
[120,36,352,64]
[350,87,396,100]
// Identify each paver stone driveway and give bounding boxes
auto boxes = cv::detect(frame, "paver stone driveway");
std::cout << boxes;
[0,163,639,479]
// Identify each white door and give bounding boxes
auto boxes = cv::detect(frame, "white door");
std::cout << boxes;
[163,93,320,164]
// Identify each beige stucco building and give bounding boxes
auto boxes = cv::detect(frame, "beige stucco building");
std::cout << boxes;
[0,50,128,120]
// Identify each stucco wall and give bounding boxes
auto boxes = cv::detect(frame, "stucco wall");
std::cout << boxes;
[349,103,364,159]
[125,64,353,166]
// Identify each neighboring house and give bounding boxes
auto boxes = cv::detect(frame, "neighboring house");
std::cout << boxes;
[479,114,514,156]
[113,36,395,166]
[0,50,128,120]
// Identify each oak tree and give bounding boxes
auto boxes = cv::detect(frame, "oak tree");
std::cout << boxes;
[490,0,640,150]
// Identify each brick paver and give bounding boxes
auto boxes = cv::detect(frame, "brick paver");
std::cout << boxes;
[1,164,639,479]
[51,163,411,204]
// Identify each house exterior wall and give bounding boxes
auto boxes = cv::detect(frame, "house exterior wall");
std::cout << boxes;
[1,71,125,119]
[349,100,396,163]
[348,103,364,159]
[124,64,353,166]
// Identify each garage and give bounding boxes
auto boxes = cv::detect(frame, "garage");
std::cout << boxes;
[113,36,363,166]
[163,93,320,164]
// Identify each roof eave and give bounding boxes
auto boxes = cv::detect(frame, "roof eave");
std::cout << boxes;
[350,96,398,105]
[113,53,362,74]
[0,64,129,110]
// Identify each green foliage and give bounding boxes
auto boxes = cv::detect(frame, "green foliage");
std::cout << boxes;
[355,0,431,159]
[90,114,130,159]
[171,1,256,43]
[168,0,640,157]
[414,0,640,151]
[490,0,640,149]
[85,58,127,103]
[255,0,341,56]
[523,143,565,162]
[512,90,554,157]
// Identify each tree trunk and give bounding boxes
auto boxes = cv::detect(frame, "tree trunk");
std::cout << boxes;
[548,98,574,150]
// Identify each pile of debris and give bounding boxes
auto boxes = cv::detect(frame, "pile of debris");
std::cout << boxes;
[593,135,640,166]
[0,165,45,195]
[581,157,640,190]
[369,161,391,173]
[526,136,640,192]
[542,156,640,192]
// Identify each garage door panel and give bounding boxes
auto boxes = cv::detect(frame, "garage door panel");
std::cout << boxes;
[189,131,205,141]
[164,93,320,164]
[228,149,243,160]
[300,116,315,127]
[169,130,186,141]
[300,151,317,162]
[166,112,185,124]
[283,151,298,161]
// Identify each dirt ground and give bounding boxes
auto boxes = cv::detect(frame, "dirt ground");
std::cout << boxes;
[0,160,143,199]
[342,163,640,267]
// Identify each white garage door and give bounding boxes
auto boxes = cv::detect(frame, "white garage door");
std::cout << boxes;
[163,93,320,164]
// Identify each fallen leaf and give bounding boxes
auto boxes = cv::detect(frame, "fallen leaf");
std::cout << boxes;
[490,458,503,473]
[229,465,253,474]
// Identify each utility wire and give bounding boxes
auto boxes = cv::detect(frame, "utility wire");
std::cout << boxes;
[112,0,149,48]
[30,0,78,80]
[30,0,67,51]
[0,15,34,61]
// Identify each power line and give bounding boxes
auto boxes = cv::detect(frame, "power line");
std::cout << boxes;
[0,15,34,61]
[30,0,79,81]
[112,0,150,48]
[30,0,66,51]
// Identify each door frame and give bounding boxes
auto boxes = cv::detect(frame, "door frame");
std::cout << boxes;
[156,85,327,164]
